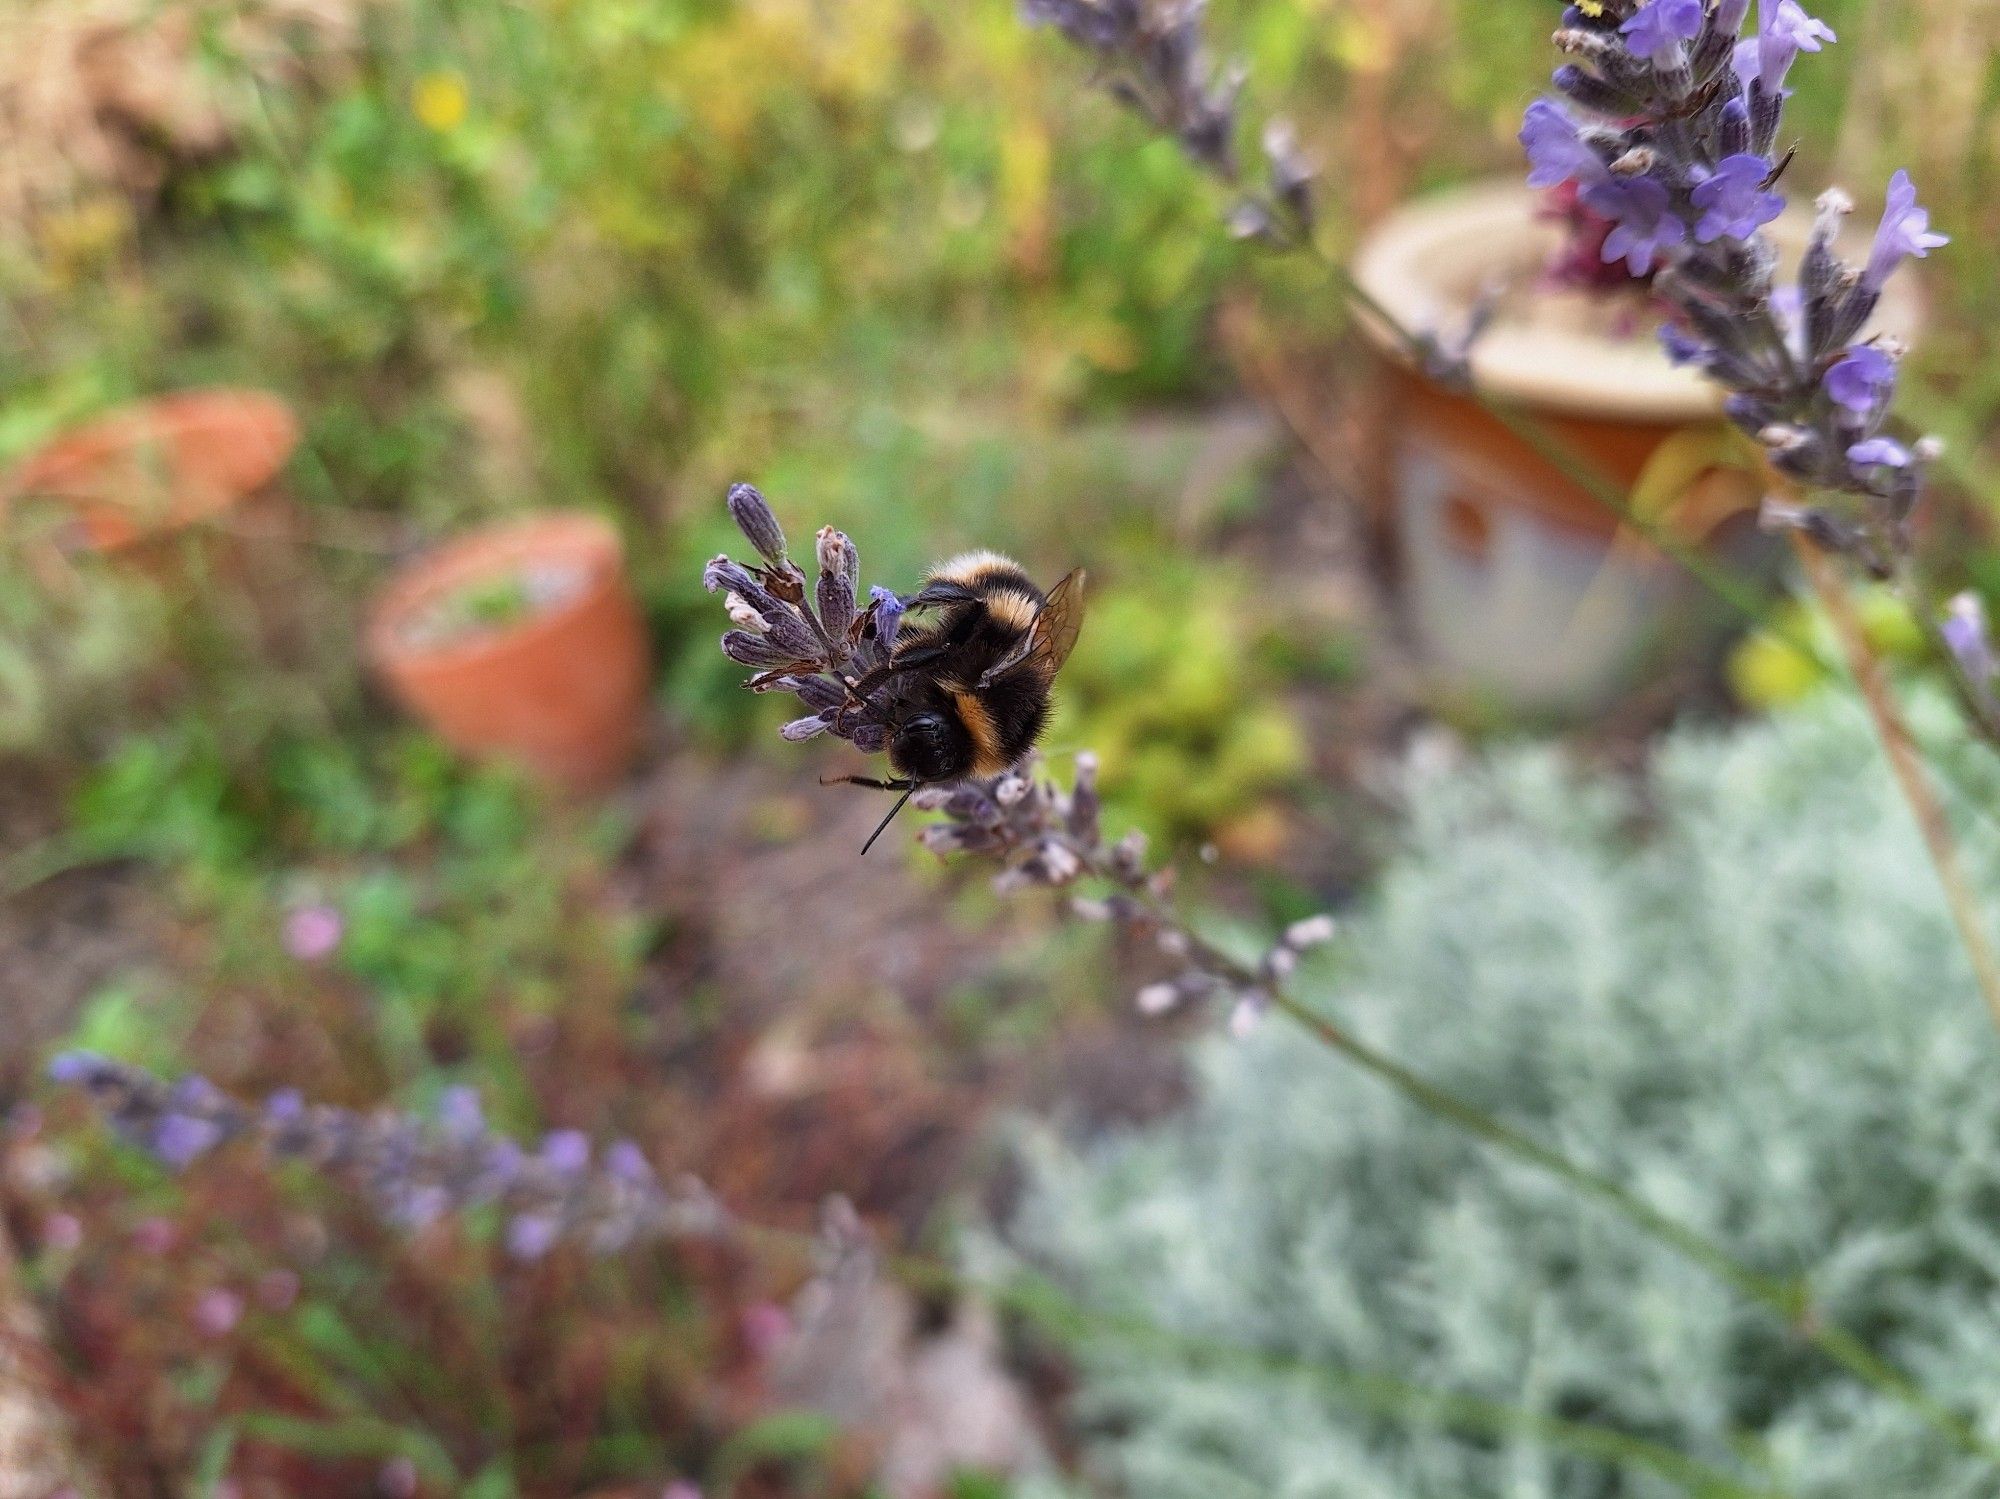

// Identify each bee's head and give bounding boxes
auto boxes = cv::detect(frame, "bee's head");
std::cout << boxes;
[888,707,972,786]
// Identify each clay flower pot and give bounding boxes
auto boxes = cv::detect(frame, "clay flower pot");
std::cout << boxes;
[366,512,651,791]
[1,389,299,553]
[1352,180,1923,714]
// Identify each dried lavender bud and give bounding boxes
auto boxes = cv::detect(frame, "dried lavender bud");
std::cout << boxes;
[50,1054,725,1261]
[815,528,859,639]
[726,593,770,632]
[1284,915,1338,949]
[705,487,910,763]
[722,630,807,670]
[728,483,790,565]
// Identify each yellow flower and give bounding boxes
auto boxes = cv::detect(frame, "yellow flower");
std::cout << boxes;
[412,71,469,132]
[1728,628,1823,710]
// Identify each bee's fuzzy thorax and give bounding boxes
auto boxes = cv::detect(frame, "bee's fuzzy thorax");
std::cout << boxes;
[934,550,1034,589]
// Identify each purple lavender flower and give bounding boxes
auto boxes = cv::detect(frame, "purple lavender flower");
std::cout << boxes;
[1824,345,1897,415]
[1863,170,1950,292]
[1659,323,1713,368]
[1717,0,1752,29]
[47,1053,100,1086]
[540,1129,590,1176]
[1944,593,1997,687]
[1622,0,1706,68]
[1755,0,1836,93]
[506,1212,562,1262]
[1521,99,1604,191]
[50,1058,725,1260]
[1731,36,1760,88]
[1848,437,1913,469]
[606,1139,653,1184]
[1581,175,1686,275]
[437,1086,484,1141]
[152,1112,225,1171]
[1691,153,1784,243]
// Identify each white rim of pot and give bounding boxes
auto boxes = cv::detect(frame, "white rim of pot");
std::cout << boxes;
[1351,177,1925,424]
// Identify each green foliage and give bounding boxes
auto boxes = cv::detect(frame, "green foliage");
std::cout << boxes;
[1010,696,2000,1498]
[1050,565,1310,846]
[0,548,169,754]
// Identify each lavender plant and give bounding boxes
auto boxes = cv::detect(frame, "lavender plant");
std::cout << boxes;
[1523,0,1947,577]
[47,1053,725,1261]
[1018,0,2000,1029]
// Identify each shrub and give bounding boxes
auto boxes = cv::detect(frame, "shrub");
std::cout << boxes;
[1007,696,2000,1498]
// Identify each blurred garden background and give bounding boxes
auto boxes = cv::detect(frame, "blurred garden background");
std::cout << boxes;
[8,0,2000,1495]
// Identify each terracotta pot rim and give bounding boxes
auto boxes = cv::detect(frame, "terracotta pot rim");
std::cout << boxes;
[1351,177,1926,423]
[2,387,300,550]
[366,511,631,676]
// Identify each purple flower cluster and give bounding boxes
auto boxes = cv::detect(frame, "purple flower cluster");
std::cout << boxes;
[915,753,1337,1033]
[1018,0,1315,243]
[706,484,907,752]
[48,1054,725,1261]
[1523,1,1950,572]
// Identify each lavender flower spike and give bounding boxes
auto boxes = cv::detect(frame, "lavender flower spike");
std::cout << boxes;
[49,1055,727,1259]
[1622,0,1706,69]
[1863,170,1950,292]
[1691,154,1784,244]
[1755,0,1836,93]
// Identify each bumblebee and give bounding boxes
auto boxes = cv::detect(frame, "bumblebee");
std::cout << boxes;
[834,552,1087,853]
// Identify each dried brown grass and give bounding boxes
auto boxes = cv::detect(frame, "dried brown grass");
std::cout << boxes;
[0,0,371,240]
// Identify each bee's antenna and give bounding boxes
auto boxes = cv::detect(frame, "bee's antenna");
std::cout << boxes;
[860,786,917,856]
[819,774,920,856]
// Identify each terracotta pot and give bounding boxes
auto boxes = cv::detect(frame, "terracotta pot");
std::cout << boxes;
[366,512,651,791]
[1,389,299,553]
[1351,180,1924,713]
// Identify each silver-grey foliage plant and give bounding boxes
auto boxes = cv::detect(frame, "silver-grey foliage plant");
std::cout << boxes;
[1006,697,2000,1498]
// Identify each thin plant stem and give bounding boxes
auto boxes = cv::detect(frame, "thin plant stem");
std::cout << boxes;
[1793,533,2000,1032]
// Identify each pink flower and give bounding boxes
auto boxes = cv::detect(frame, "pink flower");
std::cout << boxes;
[378,1457,419,1497]
[741,1301,793,1359]
[662,1484,703,1499]
[132,1216,178,1255]
[283,903,344,963]
[41,1214,82,1252]
[193,1288,244,1338]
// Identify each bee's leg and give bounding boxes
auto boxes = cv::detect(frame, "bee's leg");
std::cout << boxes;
[844,641,951,702]
[820,774,915,792]
[901,581,980,611]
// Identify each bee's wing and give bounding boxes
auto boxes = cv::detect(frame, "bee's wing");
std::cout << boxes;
[979,568,1087,687]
